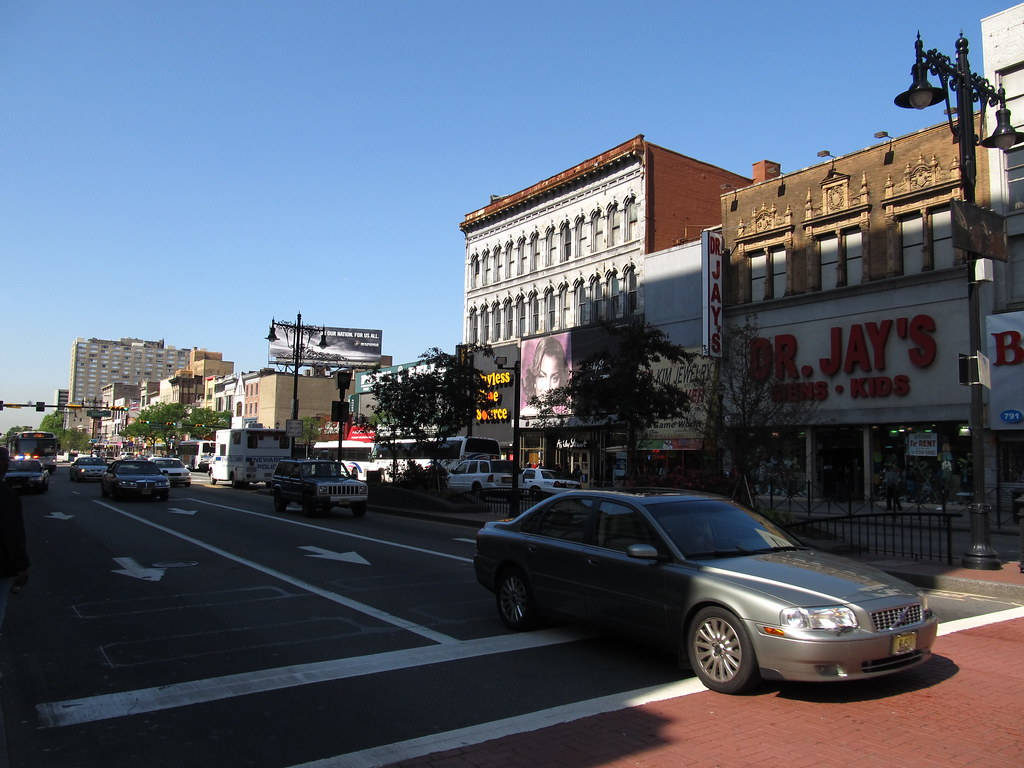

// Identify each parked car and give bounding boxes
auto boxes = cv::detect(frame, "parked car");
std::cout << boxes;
[474,489,938,695]
[270,459,368,517]
[5,460,49,493]
[69,456,108,482]
[447,459,515,495]
[196,453,214,472]
[151,457,192,487]
[521,467,581,496]
[101,459,170,501]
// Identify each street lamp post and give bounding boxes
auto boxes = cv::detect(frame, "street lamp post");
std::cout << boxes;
[895,34,1024,570]
[266,313,328,458]
[496,356,522,517]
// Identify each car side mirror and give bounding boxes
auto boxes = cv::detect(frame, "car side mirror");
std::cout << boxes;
[626,543,660,560]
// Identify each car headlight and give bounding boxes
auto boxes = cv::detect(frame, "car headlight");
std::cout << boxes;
[780,606,858,630]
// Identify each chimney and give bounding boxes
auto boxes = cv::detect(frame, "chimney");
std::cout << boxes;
[752,160,781,183]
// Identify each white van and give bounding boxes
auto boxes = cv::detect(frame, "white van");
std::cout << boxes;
[210,425,290,487]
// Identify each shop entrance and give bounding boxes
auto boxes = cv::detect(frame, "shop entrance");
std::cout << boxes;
[815,427,864,500]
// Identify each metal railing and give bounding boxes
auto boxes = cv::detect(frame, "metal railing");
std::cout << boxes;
[786,509,957,565]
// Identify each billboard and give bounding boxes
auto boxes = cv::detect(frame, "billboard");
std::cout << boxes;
[268,325,382,368]
[520,333,571,416]
[702,230,724,358]
[987,310,1024,430]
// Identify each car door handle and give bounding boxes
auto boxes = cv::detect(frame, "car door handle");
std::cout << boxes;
[586,557,600,567]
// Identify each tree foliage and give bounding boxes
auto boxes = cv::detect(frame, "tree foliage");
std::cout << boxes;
[122,402,188,451]
[369,345,491,482]
[532,321,694,482]
[183,408,230,438]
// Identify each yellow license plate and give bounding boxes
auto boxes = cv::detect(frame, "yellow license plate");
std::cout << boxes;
[891,631,917,654]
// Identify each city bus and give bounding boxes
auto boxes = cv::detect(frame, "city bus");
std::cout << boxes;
[8,431,60,473]
[370,435,500,481]
[311,440,383,482]
[177,439,217,471]
[209,425,290,487]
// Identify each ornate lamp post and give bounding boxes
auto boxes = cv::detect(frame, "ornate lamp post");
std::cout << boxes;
[894,33,1023,569]
[495,355,522,517]
[266,313,328,458]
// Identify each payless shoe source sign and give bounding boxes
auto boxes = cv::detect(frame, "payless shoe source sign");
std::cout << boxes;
[987,310,1024,430]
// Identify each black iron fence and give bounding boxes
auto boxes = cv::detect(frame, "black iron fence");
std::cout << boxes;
[786,510,957,565]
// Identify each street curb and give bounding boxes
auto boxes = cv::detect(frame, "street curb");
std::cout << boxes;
[884,571,1024,602]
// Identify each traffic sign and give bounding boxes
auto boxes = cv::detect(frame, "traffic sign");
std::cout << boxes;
[87,409,112,418]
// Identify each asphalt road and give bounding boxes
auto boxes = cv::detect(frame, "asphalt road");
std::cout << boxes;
[1,469,1019,768]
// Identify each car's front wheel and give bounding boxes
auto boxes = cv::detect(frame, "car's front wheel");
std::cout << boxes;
[686,606,760,694]
[496,566,538,631]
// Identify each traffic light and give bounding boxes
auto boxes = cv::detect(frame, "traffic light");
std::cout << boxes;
[0,401,4,411]
[35,402,45,412]
[331,400,349,422]
[336,370,352,391]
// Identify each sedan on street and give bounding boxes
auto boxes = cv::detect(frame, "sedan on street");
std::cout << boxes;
[474,489,938,695]
[151,457,192,487]
[101,459,170,501]
[5,460,49,494]
[69,456,108,482]
[521,467,582,497]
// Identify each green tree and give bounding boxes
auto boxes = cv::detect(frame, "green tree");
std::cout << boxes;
[370,345,491,484]
[184,407,230,438]
[532,321,693,483]
[3,425,34,445]
[300,416,323,457]
[123,402,188,454]
[39,411,65,433]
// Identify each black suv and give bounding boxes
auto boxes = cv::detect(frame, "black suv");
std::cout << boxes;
[270,459,369,517]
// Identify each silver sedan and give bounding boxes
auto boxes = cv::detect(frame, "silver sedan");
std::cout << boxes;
[473,489,938,694]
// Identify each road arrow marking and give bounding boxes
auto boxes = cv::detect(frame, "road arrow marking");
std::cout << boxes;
[111,557,166,582]
[168,508,198,516]
[46,512,74,520]
[298,546,370,565]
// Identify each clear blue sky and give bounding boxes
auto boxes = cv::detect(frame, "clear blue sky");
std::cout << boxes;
[0,0,1016,434]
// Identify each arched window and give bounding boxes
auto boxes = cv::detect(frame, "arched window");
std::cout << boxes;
[529,233,539,272]
[468,308,478,344]
[493,246,502,282]
[560,222,571,262]
[470,255,479,288]
[516,297,526,337]
[574,217,585,258]
[480,306,489,343]
[504,241,514,278]
[624,197,638,241]
[607,204,620,247]
[559,285,570,328]
[491,303,501,341]
[503,299,513,339]
[576,282,589,325]
[517,238,526,276]
[482,250,491,286]
[625,267,638,314]
[609,272,621,319]
[545,289,556,331]
[590,210,603,253]
[545,227,555,267]
[529,294,539,334]
[591,276,604,321]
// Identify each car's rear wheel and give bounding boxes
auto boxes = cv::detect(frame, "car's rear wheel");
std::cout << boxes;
[496,566,538,631]
[351,501,367,518]
[686,606,760,694]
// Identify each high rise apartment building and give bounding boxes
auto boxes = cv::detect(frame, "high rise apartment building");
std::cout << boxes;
[68,337,192,406]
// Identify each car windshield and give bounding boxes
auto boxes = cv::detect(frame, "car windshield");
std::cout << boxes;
[153,459,185,468]
[117,461,161,475]
[10,461,42,472]
[299,462,350,479]
[643,499,803,558]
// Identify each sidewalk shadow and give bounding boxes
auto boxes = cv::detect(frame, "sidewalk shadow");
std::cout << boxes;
[771,654,958,702]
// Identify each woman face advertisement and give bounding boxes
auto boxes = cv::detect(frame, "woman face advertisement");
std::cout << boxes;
[521,333,570,415]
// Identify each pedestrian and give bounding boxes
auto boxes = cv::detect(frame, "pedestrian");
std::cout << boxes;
[0,446,30,634]
[884,464,903,511]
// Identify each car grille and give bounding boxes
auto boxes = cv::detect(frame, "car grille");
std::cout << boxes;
[318,484,362,496]
[871,603,923,631]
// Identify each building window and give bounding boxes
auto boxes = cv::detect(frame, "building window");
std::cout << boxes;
[529,295,539,334]
[592,277,605,320]
[932,209,953,270]
[493,247,502,282]
[471,255,479,288]
[576,282,589,325]
[771,247,786,298]
[1011,236,1024,300]
[517,297,526,337]
[590,211,602,253]
[545,227,556,267]
[1005,143,1024,212]
[492,304,501,341]
[845,230,863,286]
[546,290,556,331]
[529,233,539,272]
[624,198,638,241]
[560,222,571,262]
[505,242,514,278]
[901,215,924,274]
[480,306,489,343]
[483,250,491,286]
[504,300,513,338]
[750,252,767,301]
[559,286,570,329]
[608,204,621,247]
[625,268,638,314]
[609,273,621,319]
[517,238,526,276]
[468,309,478,344]
[574,217,585,258]
[820,235,839,291]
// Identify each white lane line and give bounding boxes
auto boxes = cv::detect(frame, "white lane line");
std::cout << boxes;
[36,628,588,728]
[289,608,1024,768]
[91,500,457,645]
[183,498,473,563]
[293,678,709,768]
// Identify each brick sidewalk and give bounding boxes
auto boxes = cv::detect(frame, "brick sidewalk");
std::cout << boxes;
[384,617,1024,768]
